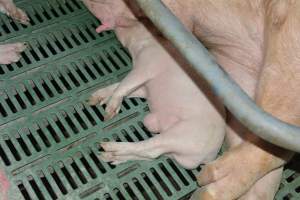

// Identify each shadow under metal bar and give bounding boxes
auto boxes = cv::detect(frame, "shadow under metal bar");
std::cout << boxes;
[134,0,300,152]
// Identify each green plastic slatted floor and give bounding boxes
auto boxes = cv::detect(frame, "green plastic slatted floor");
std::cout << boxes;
[0,0,298,199]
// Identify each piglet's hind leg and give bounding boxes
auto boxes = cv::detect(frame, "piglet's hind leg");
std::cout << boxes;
[99,134,168,165]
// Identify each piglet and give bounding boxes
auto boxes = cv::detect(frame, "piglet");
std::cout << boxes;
[84,0,225,169]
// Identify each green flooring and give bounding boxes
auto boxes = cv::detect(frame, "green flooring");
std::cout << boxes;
[0,0,298,199]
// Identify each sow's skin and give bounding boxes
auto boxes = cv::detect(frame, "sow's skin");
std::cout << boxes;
[84,0,226,170]
[0,0,29,64]
[84,0,300,200]
[163,0,299,200]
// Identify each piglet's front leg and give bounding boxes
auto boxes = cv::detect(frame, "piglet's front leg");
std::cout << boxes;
[0,0,29,25]
[89,82,147,120]
[89,83,120,106]
[104,59,155,119]
[89,59,153,120]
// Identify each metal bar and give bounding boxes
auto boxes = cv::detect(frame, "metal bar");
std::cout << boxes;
[134,0,300,152]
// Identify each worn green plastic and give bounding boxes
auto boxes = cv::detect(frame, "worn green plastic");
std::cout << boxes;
[0,0,297,199]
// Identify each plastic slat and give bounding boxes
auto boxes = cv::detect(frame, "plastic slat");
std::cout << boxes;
[3,0,296,200]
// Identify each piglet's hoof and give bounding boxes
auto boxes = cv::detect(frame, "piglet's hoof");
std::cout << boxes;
[0,43,27,64]
[103,98,122,120]
[9,7,30,25]
[88,94,110,106]
[1,3,30,25]
[190,188,215,200]
[104,111,118,121]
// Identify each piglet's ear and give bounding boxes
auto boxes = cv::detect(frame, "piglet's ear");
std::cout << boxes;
[95,23,112,33]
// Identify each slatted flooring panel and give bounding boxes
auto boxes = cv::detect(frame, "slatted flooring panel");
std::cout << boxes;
[0,0,298,199]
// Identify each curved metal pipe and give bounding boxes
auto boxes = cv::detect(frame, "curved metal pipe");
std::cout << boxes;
[134,0,300,152]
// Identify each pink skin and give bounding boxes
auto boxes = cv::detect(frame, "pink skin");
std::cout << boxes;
[0,0,26,197]
[89,21,226,169]
[0,0,28,64]
[0,0,29,25]
[0,43,27,64]
[95,22,110,33]
[0,1,28,196]
[85,0,300,199]
[83,0,142,32]
[0,170,10,200]
[166,0,297,200]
